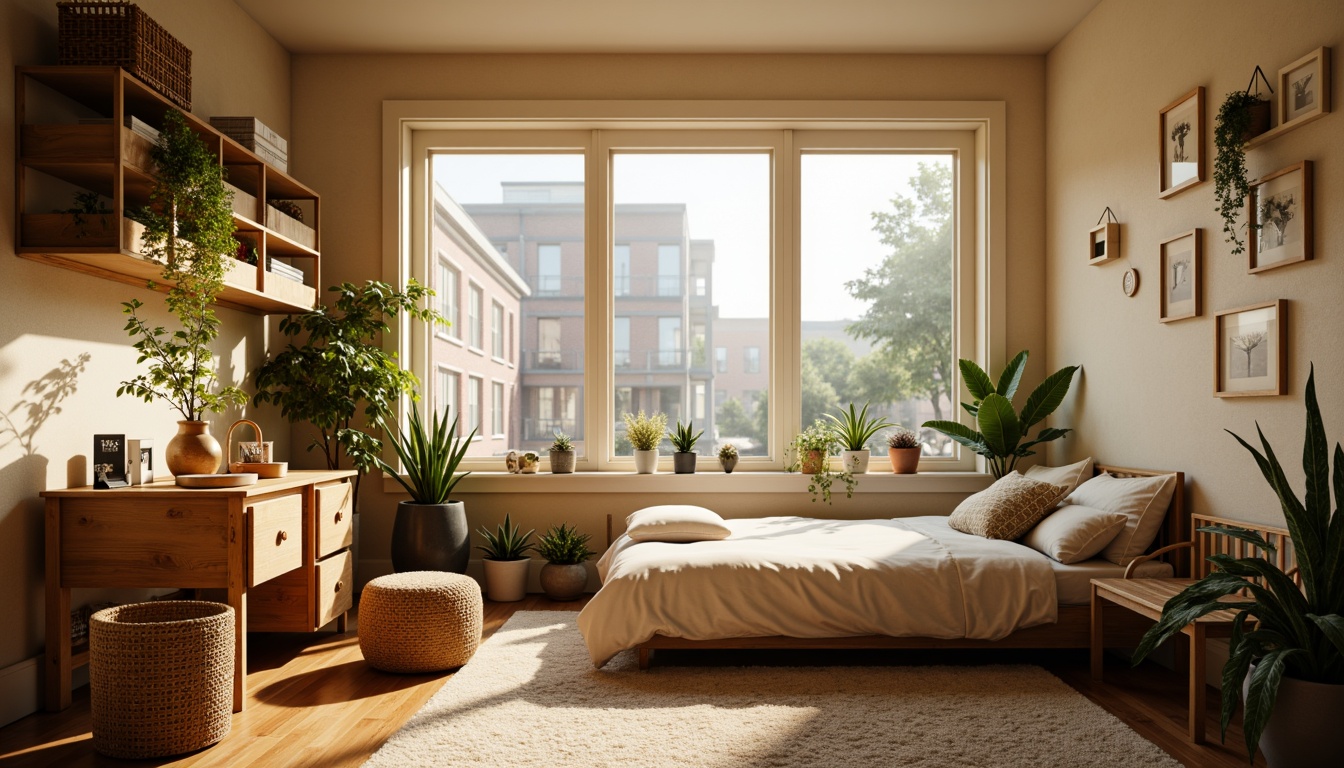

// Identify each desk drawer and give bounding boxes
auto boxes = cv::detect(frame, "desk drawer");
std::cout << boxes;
[248,494,303,587]
[315,482,353,558]
[315,550,353,628]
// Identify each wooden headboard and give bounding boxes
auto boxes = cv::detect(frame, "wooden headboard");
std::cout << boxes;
[1093,464,1188,577]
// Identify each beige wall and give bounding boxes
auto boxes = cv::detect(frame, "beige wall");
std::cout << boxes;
[290,53,1048,581]
[0,0,291,706]
[1045,0,1342,528]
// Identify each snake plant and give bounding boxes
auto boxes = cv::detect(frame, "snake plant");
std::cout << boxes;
[375,401,474,504]
[476,513,535,561]
[670,420,703,453]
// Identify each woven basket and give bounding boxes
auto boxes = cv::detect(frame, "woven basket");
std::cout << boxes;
[359,572,483,673]
[89,601,233,759]
[58,0,192,110]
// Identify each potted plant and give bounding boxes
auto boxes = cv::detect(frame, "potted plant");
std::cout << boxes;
[475,514,535,602]
[253,279,443,511]
[826,402,892,474]
[787,420,856,504]
[887,427,921,474]
[117,109,247,476]
[1133,366,1344,766]
[536,523,595,601]
[375,402,475,573]
[718,443,739,474]
[547,431,575,474]
[623,410,667,474]
[1214,86,1272,256]
[670,420,703,474]
[924,350,1079,478]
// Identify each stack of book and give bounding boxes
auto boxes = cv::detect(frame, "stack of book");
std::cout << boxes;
[209,116,288,173]
[79,115,160,143]
[268,258,305,284]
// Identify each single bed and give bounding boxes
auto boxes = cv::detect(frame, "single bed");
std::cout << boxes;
[577,464,1186,668]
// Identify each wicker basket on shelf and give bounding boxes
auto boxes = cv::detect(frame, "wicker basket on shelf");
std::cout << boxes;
[89,601,233,758]
[58,0,192,109]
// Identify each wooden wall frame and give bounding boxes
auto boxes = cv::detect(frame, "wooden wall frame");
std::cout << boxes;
[1159,87,1205,199]
[1089,221,1120,265]
[1159,229,1201,323]
[1214,300,1287,397]
[1248,161,1313,274]
[1277,46,1331,132]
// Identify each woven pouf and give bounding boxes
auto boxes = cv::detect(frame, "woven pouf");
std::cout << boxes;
[89,601,234,759]
[359,571,483,673]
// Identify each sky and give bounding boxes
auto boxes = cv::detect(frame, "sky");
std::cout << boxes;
[433,152,950,320]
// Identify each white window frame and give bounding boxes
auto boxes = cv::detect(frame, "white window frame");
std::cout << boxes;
[436,364,462,435]
[435,251,462,343]
[388,102,1006,479]
[490,299,505,361]
[467,375,483,440]
[467,281,484,353]
[491,379,506,439]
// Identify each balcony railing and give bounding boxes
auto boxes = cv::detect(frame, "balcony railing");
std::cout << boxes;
[524,418,582,441]
[523,349,583,371]
[614,275,684,298]
[525,275,584,297]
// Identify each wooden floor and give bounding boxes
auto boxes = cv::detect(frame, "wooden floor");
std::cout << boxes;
[0,596,1262,767]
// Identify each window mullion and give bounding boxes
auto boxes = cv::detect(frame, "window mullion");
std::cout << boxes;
[585,129,611,469]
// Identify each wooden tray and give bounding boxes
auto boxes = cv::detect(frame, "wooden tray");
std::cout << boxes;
[229,462,287,479]
[175,473,258,488]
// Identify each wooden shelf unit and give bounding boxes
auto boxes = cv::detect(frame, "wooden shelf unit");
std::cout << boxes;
[14,66,320,315]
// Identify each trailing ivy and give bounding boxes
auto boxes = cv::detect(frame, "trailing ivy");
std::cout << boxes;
[1213,91,1268,256]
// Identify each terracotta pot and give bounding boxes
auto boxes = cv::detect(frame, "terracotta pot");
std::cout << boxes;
[672,452,697,474]
[800,450,827,475]
[889,447,921,474]
[1246,664,1344,767]
[633,449,659,474]
[166,420,222,476]
[539,563,588,601]
[482,558,531,602]
[841,449,870,474]
[720,455,738,474]
[548,450,575,474]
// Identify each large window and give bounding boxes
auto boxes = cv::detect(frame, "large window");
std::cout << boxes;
[405,114,986,472]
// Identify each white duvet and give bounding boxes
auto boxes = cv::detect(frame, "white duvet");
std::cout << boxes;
[577,515,1058,667]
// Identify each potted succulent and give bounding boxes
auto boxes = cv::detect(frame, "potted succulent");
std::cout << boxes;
[1214,85,1272,256]
[623,410,667,474]
[375,402,474,573]
[718,443,739,474]
[547,431,576,474]
[475,514,535,602]
[117,109,247,476]
[887,427,921,474]
[670,420,703,474]
[826,402,893,474]
[924,350,1078,478]
[536,523,595,601]
[787,420,856,504]
[1134,366,1344,766]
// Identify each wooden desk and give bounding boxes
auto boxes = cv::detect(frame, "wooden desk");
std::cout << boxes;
[1091,577,1241,744]
[43,470,357,713]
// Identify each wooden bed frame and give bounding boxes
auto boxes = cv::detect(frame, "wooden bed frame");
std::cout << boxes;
[613,464,1187,669]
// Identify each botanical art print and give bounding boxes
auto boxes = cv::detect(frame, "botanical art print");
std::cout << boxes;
[1215,301,1285,397]
[1249,162,1313,272]
[1159,87,1204,198]
[1278,46,1331,127]
[1159,229,1200,323]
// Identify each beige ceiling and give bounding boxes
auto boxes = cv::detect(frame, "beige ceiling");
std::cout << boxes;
[233,0,1102,55]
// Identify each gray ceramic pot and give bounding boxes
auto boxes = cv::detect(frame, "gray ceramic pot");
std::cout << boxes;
[539,563,588,601]
[720,456,738,474]
[672,452,697,474]
[1246,664,1344,767]
[548,450,575,474]
[391,500,470,573]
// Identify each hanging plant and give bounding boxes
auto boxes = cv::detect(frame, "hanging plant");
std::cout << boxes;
[1213,68,1273,256]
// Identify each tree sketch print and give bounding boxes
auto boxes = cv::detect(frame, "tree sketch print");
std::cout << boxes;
[1259,192,1295,249]
[1167,255,1191,302]
[1169,120,1192,162]
[1230,331,1268,378]
[1293,73,1315,110]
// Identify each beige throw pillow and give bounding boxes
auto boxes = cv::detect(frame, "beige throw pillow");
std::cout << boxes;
[948,472,1070,540]
[1066,472,1179,566]
[1023,457,1095,498]
[1021,504,1128,564]
[626,505,731,543]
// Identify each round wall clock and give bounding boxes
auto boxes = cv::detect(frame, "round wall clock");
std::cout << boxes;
[1122,268,1139,297]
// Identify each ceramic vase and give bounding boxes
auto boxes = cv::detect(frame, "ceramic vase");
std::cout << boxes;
[841,449,870,474]
[539,563,587,601]
[482,558,531,602]
[633,449,659,474]
[166,420,222,476]
[720,456,738,474]
[391,500,470,573]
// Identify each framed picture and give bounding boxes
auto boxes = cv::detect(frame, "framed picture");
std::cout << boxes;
[1249,161,1313,273]
[1215,300,1287,397]
[1277,47,1331,131]
[1159,87,1204,199]
[1088,221,1120,265]
[1159,229,1201,323]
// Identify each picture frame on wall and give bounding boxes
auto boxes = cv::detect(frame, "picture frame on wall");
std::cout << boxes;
[1159,229,1201,323]
[1215,300,1287,398]
[1277,47,1331,131]
[1249,161,1313,273]
[1159,86,1204,199]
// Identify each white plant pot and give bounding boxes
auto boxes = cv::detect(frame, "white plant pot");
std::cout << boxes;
[841,449,871,474]
[482,558,531,602]
[633,449,659,474]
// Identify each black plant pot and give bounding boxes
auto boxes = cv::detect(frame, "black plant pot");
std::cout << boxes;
[391,500,470,573]
[672,452,697,474]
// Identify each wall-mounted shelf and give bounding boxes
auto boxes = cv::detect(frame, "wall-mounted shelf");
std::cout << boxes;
[1243,110,1328,150]
[14,66,320,315]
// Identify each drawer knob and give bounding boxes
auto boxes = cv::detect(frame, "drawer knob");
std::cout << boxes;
[276,530,289,546]
[334,580,343,593]
[335,511,344,523]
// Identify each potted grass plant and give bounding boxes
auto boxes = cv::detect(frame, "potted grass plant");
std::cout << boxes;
[1133,366,1344,766]
[547,431,575,474]
[475,514,535,602]
[670,420,703,474]
[536,523,595,601]
[887,427,921,474]
[787,420,856,504]
[623,410,667,474]
[826,402,892,474]
[718,443,739,474]
[376,402,475,573]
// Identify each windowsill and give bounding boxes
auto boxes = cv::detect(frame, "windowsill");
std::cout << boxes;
[439,334,464,346]
[490,356,508,366]
[468,346,486,357]
[384,471,992,495]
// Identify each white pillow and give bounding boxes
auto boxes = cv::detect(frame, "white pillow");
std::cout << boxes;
[1066,472,1178,566]
[1021,504,1127,564]
[626,505,731,543]
[1023,457,1095,498]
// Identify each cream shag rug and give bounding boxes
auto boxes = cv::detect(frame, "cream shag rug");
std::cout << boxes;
[365,611,1179,768]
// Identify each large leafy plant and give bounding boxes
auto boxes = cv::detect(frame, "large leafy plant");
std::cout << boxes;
[117,109,247,420]
[924,351,1078,478]
[826,402,893,451]
[375,401,474,504]
[1133,365,1344,762]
